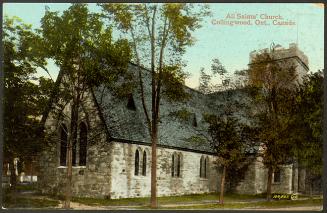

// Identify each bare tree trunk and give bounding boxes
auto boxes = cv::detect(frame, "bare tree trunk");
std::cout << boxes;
[266,166,273,201]
[64,143,72,209]
[9,160,17,204]
[309,182,313,199]
[149,7,158,209]
[150,130,158,208]
[9,160,17,190]
[30,160,33,183]
[64,99,79,209]
[219,165,226,204]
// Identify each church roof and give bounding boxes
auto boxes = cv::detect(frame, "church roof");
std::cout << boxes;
[42,62,259,155]
[92,63,214,153]
[91,63,258,154]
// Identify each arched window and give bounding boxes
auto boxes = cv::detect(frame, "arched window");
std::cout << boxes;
[79,122,87,166]
[135,150,140,176]
[172,152,182,177]
[204,157,208,178]
[171,154,175,177]
[177,154,181,177]
[200,156,204,178]
[60,124,68,166]
[200,156,209,178]
[142,151,147,176]
[273,167,281,183]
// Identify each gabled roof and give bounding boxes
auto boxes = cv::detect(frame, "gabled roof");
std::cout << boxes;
[42,63,258,155]
[92,63,214,154]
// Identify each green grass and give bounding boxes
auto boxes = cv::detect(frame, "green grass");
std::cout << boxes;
[71,192,266,207]
[297,194,323,199]
[157,198,323,209]
[2,185,59,209]
[3,197,59,209]
[72,196,148,206]
[70,193,322,210]
[15,183,37,191]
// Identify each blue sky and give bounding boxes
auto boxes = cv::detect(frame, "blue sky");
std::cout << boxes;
[4,3,324,88]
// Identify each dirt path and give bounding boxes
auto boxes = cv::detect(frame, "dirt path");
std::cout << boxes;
[55,199,322,210]
[246,206,322,211]
[56,202,322,210]
[51,196,322,210]
[56,201,108,210]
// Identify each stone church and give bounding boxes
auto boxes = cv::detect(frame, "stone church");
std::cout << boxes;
[38,43,309,199]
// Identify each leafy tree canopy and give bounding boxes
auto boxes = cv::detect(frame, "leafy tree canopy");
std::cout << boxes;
[3,16,54,173]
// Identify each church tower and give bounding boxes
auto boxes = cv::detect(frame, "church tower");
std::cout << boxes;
[249,43,309,84]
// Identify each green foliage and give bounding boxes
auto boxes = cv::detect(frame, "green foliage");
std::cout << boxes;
[3,16,54,167]
[198,58,233,93]
[99,3,210,102]
[248,52,297,92]
[205,114,245,166]
[211,58,227,76]
[40,3,133,98]
[160,64,190,102]
[290,71,323,176]
[247,49,298,168]
[198,67,211,94]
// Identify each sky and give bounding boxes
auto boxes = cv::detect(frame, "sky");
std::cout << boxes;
[3,3,324,88]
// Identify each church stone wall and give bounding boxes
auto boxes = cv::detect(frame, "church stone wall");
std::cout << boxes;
[38,91,113,198]
[109,141,220,199]
[271,165,293,194]
[235,157,294,194]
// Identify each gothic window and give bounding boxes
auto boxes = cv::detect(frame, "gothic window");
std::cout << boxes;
[177,154,181,177]
[142,151,147,176]
[171,154,175,177]
[172,152,182,177]
[200,156,204,177]
[60,124,68,166]
[135,149,140,176]
[204,157,209,178]
[127,94,136,110]
[273,167,281,183]
[200,156,209,178]
[79,122,87,166]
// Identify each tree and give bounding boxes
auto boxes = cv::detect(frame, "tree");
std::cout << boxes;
[205,115,246,204]
[247,46,298,201]
[198,67,211,94]
[289,71,323,195]
[3,16,53,191]
[39,4,132,208]
[99,3,210,208]
[198,58,253,204]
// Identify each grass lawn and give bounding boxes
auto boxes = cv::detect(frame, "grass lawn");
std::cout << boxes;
[2,186,59,209]
[3,195,59,209]
[2,189,322,209]
[159,198,323,209]
[70,192,322,210]
[71,192,265,206]
[15,183,37,191]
